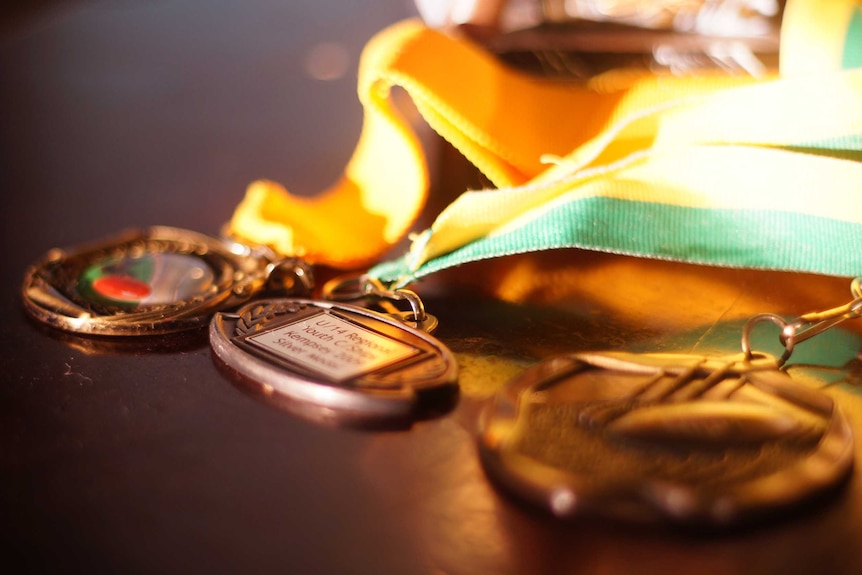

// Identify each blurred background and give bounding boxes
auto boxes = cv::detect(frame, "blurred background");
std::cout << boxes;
[1,0,419,281]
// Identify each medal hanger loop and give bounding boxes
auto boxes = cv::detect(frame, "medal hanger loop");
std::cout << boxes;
[361,277,427,323]
[741,313,795,366]
[220,233,314,296]
[322,274,438,333]
[742,277,862,367]
[262,257,314,295]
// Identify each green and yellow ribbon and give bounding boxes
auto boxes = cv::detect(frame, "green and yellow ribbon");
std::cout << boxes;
[228,0,862,287]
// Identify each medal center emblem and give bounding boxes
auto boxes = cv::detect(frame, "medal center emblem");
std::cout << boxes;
[79,253,215,307]
[479,351,854,526]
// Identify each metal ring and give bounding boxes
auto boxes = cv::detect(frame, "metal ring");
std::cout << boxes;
[321,275,431,329]
[321,275,367,301]
[741,313,794,366]
[388,288,427,324]
[264,258,314,296]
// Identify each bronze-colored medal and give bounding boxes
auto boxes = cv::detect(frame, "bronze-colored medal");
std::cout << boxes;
[478,350,853,526]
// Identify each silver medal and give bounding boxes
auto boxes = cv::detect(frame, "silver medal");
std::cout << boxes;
[210,298,458,427]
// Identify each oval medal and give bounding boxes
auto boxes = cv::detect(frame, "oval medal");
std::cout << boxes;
[210,298,459,427]
[478,351,854,527]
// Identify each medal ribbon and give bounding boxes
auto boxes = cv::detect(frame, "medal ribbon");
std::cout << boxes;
[228,0,862,286]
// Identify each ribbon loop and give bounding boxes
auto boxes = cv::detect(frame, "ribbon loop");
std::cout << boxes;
[229,1,862,287]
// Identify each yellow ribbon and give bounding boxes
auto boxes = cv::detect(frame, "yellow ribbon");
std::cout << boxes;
[228,0,862,274]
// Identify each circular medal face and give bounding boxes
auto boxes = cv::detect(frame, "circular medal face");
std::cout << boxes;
[22,226,265,336]
[478,351,854,527]
[210,299,459,428]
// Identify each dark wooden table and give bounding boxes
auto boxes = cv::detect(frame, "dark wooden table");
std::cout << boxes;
[3,2,862,574]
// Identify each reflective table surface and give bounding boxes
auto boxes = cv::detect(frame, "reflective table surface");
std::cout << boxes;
[3,2,862,574]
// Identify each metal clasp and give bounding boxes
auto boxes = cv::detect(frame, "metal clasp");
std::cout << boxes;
[742,277,862,366]
[220,235,315,297]
[322,275,438,333]
[264,257,314,295]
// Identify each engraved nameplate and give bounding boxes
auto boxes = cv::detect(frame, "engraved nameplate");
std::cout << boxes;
[238,311,422,383]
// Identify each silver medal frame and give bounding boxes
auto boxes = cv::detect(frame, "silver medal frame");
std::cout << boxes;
[210,298,459,426]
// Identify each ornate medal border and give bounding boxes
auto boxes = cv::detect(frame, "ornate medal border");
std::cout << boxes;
[478,351,855,526]
[22,226,258,336]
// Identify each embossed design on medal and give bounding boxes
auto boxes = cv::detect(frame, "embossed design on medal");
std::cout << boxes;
[21,226,312,336]
[209,287,459,427]
[478,282,861,527]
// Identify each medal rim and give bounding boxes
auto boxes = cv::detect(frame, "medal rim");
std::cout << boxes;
[22,225,259,336]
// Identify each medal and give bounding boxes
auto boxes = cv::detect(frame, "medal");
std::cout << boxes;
[21,226,312,336]
[22,227,459,425]
[478,281,861,527]
[209,286,458,428]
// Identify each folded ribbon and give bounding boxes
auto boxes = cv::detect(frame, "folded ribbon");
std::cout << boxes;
[228,0,862,286]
